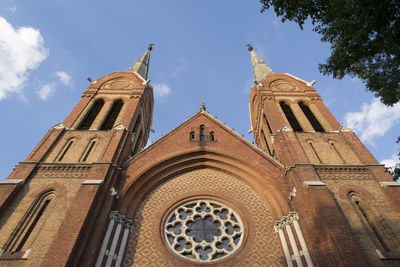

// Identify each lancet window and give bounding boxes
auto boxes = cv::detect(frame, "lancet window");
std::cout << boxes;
[3,190,55,254]
[78,99,105,130]
[279,101,303,132]
[298,101,324,132]
[101,99,124,130]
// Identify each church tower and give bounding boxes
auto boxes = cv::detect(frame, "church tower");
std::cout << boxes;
[0,46,154,266]
[1,45,400,267]
[248,45,400,266]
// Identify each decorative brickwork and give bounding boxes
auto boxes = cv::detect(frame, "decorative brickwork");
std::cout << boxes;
[34,164,91,178]
[122,168,284,266]
[316,166,373,181]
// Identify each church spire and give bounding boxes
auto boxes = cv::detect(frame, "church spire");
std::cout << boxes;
[129,44,153,80]
[247,44,272,84]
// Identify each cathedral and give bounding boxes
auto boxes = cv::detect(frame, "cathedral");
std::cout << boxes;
[0,45,400,267]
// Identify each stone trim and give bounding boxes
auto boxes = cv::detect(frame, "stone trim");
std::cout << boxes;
[304,181,326,187]
[0,179,24,185]
[81,180,103,185]
[379,182,400,188]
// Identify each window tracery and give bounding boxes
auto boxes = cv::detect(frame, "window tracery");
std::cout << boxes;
[163,199,244,262]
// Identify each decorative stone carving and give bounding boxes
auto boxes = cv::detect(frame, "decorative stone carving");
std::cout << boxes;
[163,199,244,263]
[274,211,299,232]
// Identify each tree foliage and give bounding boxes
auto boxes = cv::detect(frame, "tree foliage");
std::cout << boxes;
[260,0,400,106]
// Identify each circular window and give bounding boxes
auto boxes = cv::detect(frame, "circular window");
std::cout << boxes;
[163,199,244,263]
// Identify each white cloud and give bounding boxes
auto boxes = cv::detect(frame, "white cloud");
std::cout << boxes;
[344,98,400,144]
[56,71,71,86]
[381,154,399,172]
[0,17,48,100]
[38,83,55,101]
[8,6,17,13]
[153,83,171,98]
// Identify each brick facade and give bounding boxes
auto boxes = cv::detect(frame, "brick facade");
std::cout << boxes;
[0,48,399,266]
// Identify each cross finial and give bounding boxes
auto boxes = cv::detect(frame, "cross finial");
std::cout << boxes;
[200,103,206,112]
[148,43,154,51]
[246,44,253,51]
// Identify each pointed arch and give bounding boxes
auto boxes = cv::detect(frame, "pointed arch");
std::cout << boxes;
[100,99,124,130]
[298,101,324,132]
[78,99,105,130]
[120,150,288,220]
[3,189,55,253]
[279,101,303,132]
[200,125,206,141]
[56,138,76,162]
[348,192,391,252]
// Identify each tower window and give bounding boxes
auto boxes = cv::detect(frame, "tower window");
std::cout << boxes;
[200,125,205,141]
[81,139,97,162]
[57,138,75,162]
[349,193,390,252]
[78,99,105,130]
[210,132,215,141]
[133,130,143,154]
[298,101,324,132]
[263,114,273,135]
[100,99,124,130]
[279,101,303,132]
[3,190,55,253]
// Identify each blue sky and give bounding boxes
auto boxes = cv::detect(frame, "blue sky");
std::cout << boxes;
[0,0,399,180]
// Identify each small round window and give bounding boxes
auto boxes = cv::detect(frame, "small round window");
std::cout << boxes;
[163,199,244,263]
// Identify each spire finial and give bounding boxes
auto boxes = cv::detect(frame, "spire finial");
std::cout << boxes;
[200,103,206,112]
[129,44,154,80]
[247,44,273,84]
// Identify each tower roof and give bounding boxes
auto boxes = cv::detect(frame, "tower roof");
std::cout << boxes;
[247,45,272,84]
[129,44,153,80]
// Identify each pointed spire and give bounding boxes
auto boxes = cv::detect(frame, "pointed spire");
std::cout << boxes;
[247,44,272,84]
[129,44,153,80]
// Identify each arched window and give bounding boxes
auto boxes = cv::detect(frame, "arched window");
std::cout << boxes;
[298,101,324,132]
[190,131,195,140]
[349,193,390,252]
[263,114,273,135]
[78,99,105,130]
[133,130,143,155]
[3,190,55,253]
[80,139,97,162]
[56,138,75,162]
[280,101,303,132]
[100,99,124,130]
[200,125,205,141]
[262,130,272,155]
[328,140,346,163]
[210,132,215,141]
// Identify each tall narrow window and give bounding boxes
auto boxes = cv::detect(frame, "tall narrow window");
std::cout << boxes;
[190,131,195,140]
[100,99,124,130]
[307,140,322,163]
[57,138,75,162]
[262,130,272,155]
[280,101,303,132]
[329,140,346,163]
[133,130,143,154]
[350,193,390,252]
[210,132,215,141]
[263,114,273,135]
[78,99,105,130]
[200,125,205,141]
[81,139,97,162]
[3,190,55,253]
[298,101,324,132]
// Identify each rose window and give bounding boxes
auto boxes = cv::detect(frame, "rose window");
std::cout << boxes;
[164,200,244,262]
